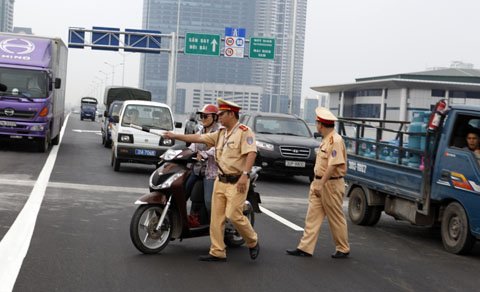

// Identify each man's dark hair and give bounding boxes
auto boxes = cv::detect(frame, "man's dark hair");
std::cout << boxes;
[234,111,239,119]
[466,127,480,137]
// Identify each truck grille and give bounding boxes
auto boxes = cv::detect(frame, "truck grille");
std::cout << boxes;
[0,109,36,120]
[280,146,310,158]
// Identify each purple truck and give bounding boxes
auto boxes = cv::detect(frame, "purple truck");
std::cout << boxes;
[0,33,68,152]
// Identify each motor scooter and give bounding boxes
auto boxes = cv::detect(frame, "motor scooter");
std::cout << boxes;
[129,125,262,254]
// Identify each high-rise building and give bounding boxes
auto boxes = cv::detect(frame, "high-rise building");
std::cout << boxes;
[0,0,14,32]
[140,0,307,116]
[254,0,307,116]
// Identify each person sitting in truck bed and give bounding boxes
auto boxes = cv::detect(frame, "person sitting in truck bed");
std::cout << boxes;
[464,129,480,158]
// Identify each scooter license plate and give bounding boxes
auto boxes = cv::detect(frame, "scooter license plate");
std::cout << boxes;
[135,149,156,156]
[285,160,305,167]
[0,120,16,127]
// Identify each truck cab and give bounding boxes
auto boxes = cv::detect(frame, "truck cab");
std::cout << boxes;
[339,102,480,254]
[110,100,181,171]
[80,97,98,121]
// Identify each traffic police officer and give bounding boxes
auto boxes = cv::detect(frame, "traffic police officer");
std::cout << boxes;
[163,98,260,262]
[286,107,350,258]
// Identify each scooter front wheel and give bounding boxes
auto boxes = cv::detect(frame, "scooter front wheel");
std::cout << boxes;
[130,204,172,254]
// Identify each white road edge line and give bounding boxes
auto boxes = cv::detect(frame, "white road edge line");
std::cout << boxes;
[0,113,70,292]
[259,206,304,232]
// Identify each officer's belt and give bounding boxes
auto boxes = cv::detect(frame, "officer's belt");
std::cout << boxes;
[218,174,241,184]
[315,175,343,180]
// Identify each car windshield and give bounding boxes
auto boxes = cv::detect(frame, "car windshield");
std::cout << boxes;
[82,104,96,110]
[0,68,48,98]
[254,116,312,137]
[121,104,173,130]
[109,103,123,116]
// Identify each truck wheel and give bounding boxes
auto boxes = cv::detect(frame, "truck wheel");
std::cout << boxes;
[52,134,60,145]
[37,133,51,153]
[441,202,475,254]
[366,206,383,226]
[348,187,376,226]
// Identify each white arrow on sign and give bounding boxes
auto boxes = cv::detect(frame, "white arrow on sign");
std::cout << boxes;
[211,39,218,52]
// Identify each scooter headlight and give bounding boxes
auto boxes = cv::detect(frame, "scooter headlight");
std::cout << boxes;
[154,172,184,190]
[161,149,181,161]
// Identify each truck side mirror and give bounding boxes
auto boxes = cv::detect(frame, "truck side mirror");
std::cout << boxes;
[111,115,119,124]
[54,78,61,89]
[175,122,182,128]
[104,110,108,117]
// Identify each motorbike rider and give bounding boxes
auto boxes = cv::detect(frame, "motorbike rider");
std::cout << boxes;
[185,104,220,225]
[163,98,259,262]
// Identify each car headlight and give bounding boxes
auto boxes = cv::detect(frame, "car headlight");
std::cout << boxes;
[161,149,182,161]
[118,133,133,143]
[30,125,44,131]
[151,172,184,190]
[314,147,319,154]
[256,140,274,151]
[160,137,173,146]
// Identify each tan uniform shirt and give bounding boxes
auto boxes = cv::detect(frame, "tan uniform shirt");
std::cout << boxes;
[314,131,347,178]
[201,123,257,175]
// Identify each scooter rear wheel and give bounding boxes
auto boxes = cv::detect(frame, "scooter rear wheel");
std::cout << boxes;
[130,204,172,254]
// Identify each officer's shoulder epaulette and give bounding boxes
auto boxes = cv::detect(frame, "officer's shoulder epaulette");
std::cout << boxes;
[239,124,248,131]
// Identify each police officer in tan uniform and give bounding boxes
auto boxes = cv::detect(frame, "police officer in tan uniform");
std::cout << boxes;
[286,107,350,258]
[163,98,259,262]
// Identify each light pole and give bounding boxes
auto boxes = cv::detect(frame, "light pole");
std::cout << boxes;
[104,62,115,85]
[172,0,181,112]
[288,0,298,114]
[99,70,109,86]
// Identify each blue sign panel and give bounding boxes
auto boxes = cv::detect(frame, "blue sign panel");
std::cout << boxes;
[225,27,246,38]
[91,26,120,51]
[124,29,162,53]
[68,28,85,48]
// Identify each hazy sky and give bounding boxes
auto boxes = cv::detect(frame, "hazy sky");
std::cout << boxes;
[13,0,480,108]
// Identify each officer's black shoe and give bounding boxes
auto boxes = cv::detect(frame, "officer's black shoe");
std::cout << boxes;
[331,251,349,259]
[249,243,260,260]
[286,248,312,257]
[198,254,227,262]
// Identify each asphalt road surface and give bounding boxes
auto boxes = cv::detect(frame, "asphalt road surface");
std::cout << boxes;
[1,113,480,292]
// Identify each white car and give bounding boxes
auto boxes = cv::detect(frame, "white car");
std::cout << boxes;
[110,100,181,171]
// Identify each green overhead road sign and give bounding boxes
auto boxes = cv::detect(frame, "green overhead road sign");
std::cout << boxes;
[185,32,220,56]
[249,37,275,60]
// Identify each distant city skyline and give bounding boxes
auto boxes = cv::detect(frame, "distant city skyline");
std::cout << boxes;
[140,0,307,115]
[0,0,14,32]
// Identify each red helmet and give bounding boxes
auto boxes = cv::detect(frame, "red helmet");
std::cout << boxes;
[197,104,218,115]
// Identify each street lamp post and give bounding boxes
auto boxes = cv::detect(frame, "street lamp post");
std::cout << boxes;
[104,62,115,85]
[288,0,298,114]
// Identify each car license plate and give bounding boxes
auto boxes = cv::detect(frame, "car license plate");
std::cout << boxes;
[285,160,306,167]
[135,149,156,156]
[0,120,16,127]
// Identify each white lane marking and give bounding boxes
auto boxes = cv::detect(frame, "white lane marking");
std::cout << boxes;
[0,113,70,292]
[259,206,304,232]
[72,129,101,133]
[259,200,349,232]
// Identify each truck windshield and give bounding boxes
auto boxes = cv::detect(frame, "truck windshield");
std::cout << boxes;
[122,105,173,130]
[255,117,312,137]
[0,68,48,98]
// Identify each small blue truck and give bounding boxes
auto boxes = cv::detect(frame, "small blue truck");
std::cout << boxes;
[339,100,480,254]
[80,97,98,121]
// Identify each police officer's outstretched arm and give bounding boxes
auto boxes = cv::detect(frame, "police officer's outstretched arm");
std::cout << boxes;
[163,132,204,144]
